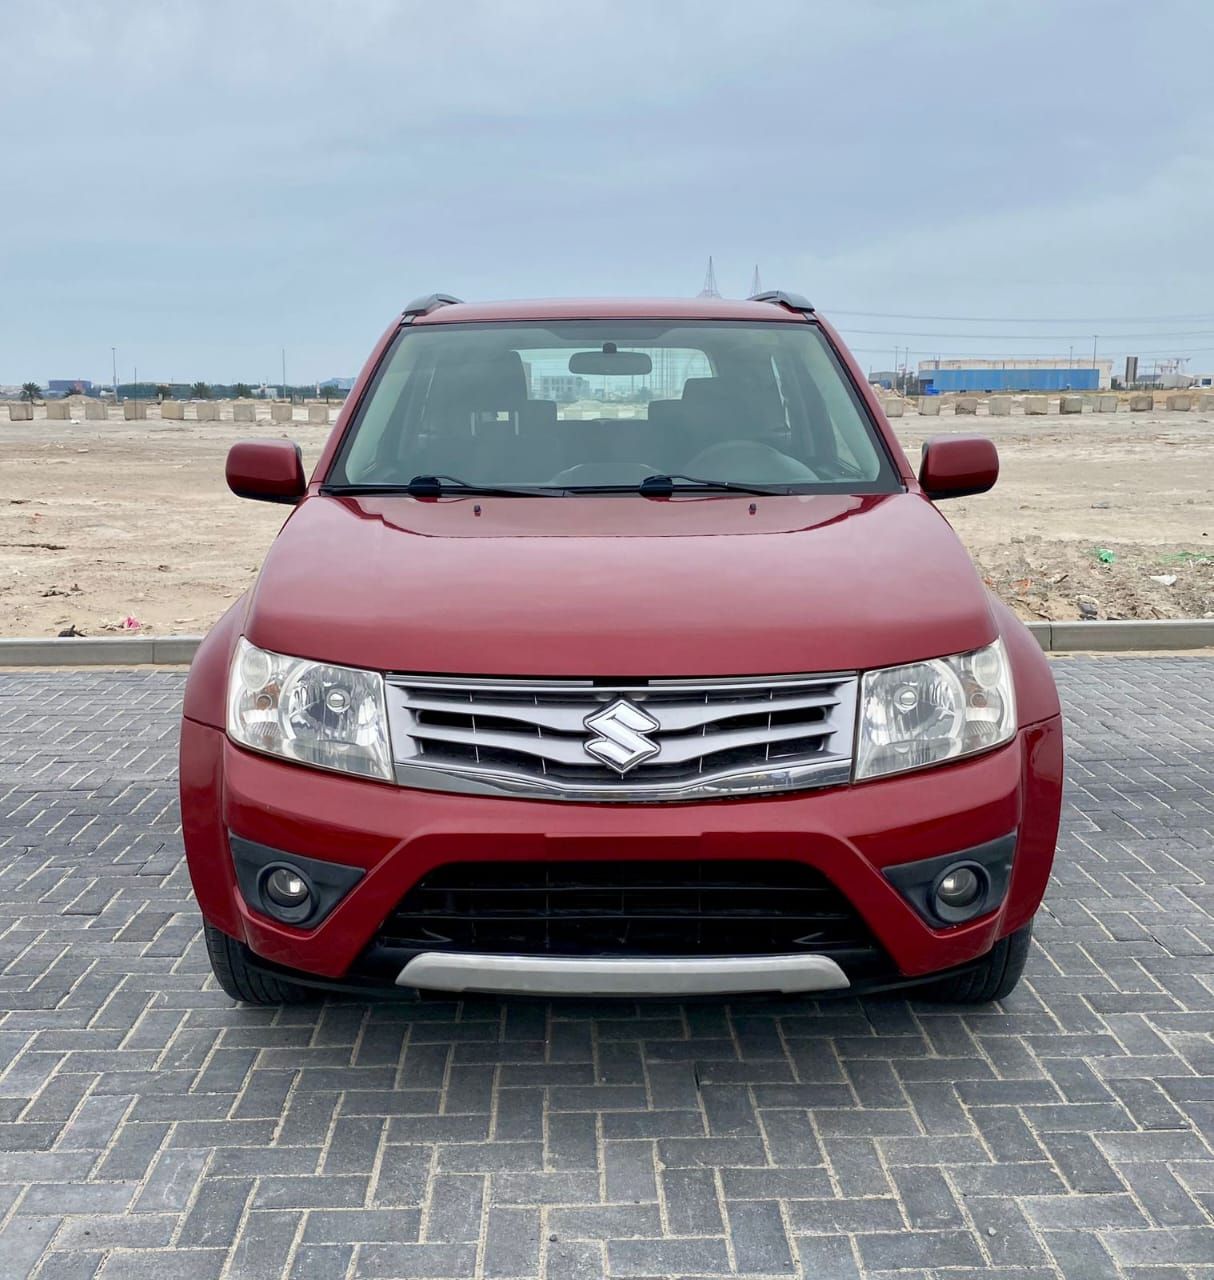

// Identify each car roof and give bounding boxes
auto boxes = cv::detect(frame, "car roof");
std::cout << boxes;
[411,297,812,324]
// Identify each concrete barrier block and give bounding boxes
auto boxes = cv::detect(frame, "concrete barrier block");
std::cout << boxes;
[1096,394,1118,412]
[7,402,33,421]
[270,402,294,423]
[954,397,979,415]
[84,401,108,420]
[1129,393,1152,411]
[1023,396,1050,415]
[233,402,257,423]
[988,396,1012,416]
[123,400,147,420]
[1199,393,1214,411]
[1166,393,1193,411]
[308,404,330,423]
[882,397,904,418]
[1059,395,1083,414]
[47,401,72,419]
[917,397,941,416]
[160,400,184,420]
[194,402,218,421]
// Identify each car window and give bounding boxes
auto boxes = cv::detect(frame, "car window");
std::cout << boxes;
[331,320,901,494]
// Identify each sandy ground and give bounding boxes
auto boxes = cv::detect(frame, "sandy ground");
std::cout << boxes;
[2,403,1211,637]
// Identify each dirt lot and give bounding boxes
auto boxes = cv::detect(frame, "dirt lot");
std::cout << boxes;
[2,403,1211,637]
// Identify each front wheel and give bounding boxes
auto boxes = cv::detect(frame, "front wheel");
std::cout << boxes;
[913,920,1034,1004]
[203,921,316,1005]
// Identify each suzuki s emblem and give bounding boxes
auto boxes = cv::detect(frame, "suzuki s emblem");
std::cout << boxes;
[583,699,660,774]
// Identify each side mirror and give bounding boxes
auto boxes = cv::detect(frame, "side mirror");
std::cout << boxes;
[226,439,306,503]
[918,435,998,500]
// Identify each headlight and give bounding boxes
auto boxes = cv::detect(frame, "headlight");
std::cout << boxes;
[855,639,1015,781]
[226,638,393,781]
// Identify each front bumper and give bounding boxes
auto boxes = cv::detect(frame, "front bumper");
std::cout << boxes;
[181,714,1063,992]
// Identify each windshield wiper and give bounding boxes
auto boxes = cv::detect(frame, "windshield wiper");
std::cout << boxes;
[637,473,786,496]
[322,474,557,498]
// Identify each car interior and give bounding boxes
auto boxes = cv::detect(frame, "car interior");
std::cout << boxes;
[341,327,893,490]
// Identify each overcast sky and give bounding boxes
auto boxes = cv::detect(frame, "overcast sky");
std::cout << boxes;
[2,0,1212,385]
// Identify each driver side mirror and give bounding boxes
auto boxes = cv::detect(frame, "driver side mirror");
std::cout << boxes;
[918,435,998,500]
[226,439,306,503]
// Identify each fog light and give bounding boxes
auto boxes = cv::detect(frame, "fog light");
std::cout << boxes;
[258,864,315,924]
[937,866,981,909]
[930,861,989,924]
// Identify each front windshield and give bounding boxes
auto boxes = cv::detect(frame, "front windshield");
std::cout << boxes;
[330,320,901,493]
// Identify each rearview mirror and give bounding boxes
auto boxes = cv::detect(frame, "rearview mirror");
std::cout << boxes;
[569,347,653,376]
[918,435,999,500]
[226,439,306,503]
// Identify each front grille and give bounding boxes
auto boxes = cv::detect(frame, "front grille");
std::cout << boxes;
[385,673,857,801]
[368,860,879,959]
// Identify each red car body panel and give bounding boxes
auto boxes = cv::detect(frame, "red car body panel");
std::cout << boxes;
[181,715,1061,982]
[183,295,1064,996]
[237,492,997,679]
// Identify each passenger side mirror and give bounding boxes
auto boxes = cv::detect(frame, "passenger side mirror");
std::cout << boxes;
[918,435,998,500]
[226,439,307,503]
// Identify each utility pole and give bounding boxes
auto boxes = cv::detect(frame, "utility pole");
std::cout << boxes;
[112,347,118,400]
[1092,334,1097,368]
[281,348,287,401]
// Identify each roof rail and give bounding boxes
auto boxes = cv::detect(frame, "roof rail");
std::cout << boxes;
[402,292,464,318]
[748,289,814,314]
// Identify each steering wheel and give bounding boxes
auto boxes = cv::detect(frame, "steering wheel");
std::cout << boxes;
[685,440,821,483]
[548,462,662,487]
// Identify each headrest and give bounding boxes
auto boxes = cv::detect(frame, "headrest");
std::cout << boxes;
[455,350,527,410]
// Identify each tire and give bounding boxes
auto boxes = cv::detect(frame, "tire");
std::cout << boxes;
[203,921,316,1005]
[912,920,1034,1004]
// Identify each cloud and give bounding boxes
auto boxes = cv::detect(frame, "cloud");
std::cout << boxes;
[1,0,1212,380]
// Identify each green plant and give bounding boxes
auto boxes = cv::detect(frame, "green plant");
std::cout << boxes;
[233,382,254,399]
[155,384,172,403]
[190,381,212,400]
[20,381,41,403]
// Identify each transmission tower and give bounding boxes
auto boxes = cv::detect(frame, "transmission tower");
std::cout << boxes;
[698,256,721,298]
[750,264,762,296]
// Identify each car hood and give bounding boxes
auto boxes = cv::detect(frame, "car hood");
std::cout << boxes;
[244,492,997,677]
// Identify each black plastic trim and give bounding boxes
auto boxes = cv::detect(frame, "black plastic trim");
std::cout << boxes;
[749,289,815,314]
[402,292,464,318]
[882,832,1017,928]
[228,833,365,929]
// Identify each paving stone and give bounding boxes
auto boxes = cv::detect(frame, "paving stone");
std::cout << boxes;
[0,659,1212,1278]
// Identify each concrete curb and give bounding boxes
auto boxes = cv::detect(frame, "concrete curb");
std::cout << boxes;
[1026,619,1214,652]
[0,636,205,666]
[0,621,1212,667]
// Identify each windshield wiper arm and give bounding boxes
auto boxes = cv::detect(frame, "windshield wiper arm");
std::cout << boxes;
[322,474,556,498]
[637,473,785,497]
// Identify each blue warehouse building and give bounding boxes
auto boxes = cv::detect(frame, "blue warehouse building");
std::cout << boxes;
[918,359,1113,394]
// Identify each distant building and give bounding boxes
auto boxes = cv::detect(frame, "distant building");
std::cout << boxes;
[48,379,94,394]
[318,376,355,391]
[918,358,1113,393]
[533,374,589,403]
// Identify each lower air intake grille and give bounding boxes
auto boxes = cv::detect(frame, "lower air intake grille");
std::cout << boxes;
[370,861,878,959]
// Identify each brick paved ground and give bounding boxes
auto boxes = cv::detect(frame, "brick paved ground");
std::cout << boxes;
[0,658,1212,1279]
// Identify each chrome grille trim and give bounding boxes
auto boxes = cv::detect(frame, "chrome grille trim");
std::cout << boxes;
[385,672,858,802]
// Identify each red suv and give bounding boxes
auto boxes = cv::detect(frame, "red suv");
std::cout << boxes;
[181,292,1063,1004]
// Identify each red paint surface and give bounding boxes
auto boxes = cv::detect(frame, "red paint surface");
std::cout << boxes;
[238,491,999,678]
[225,439,305,503]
